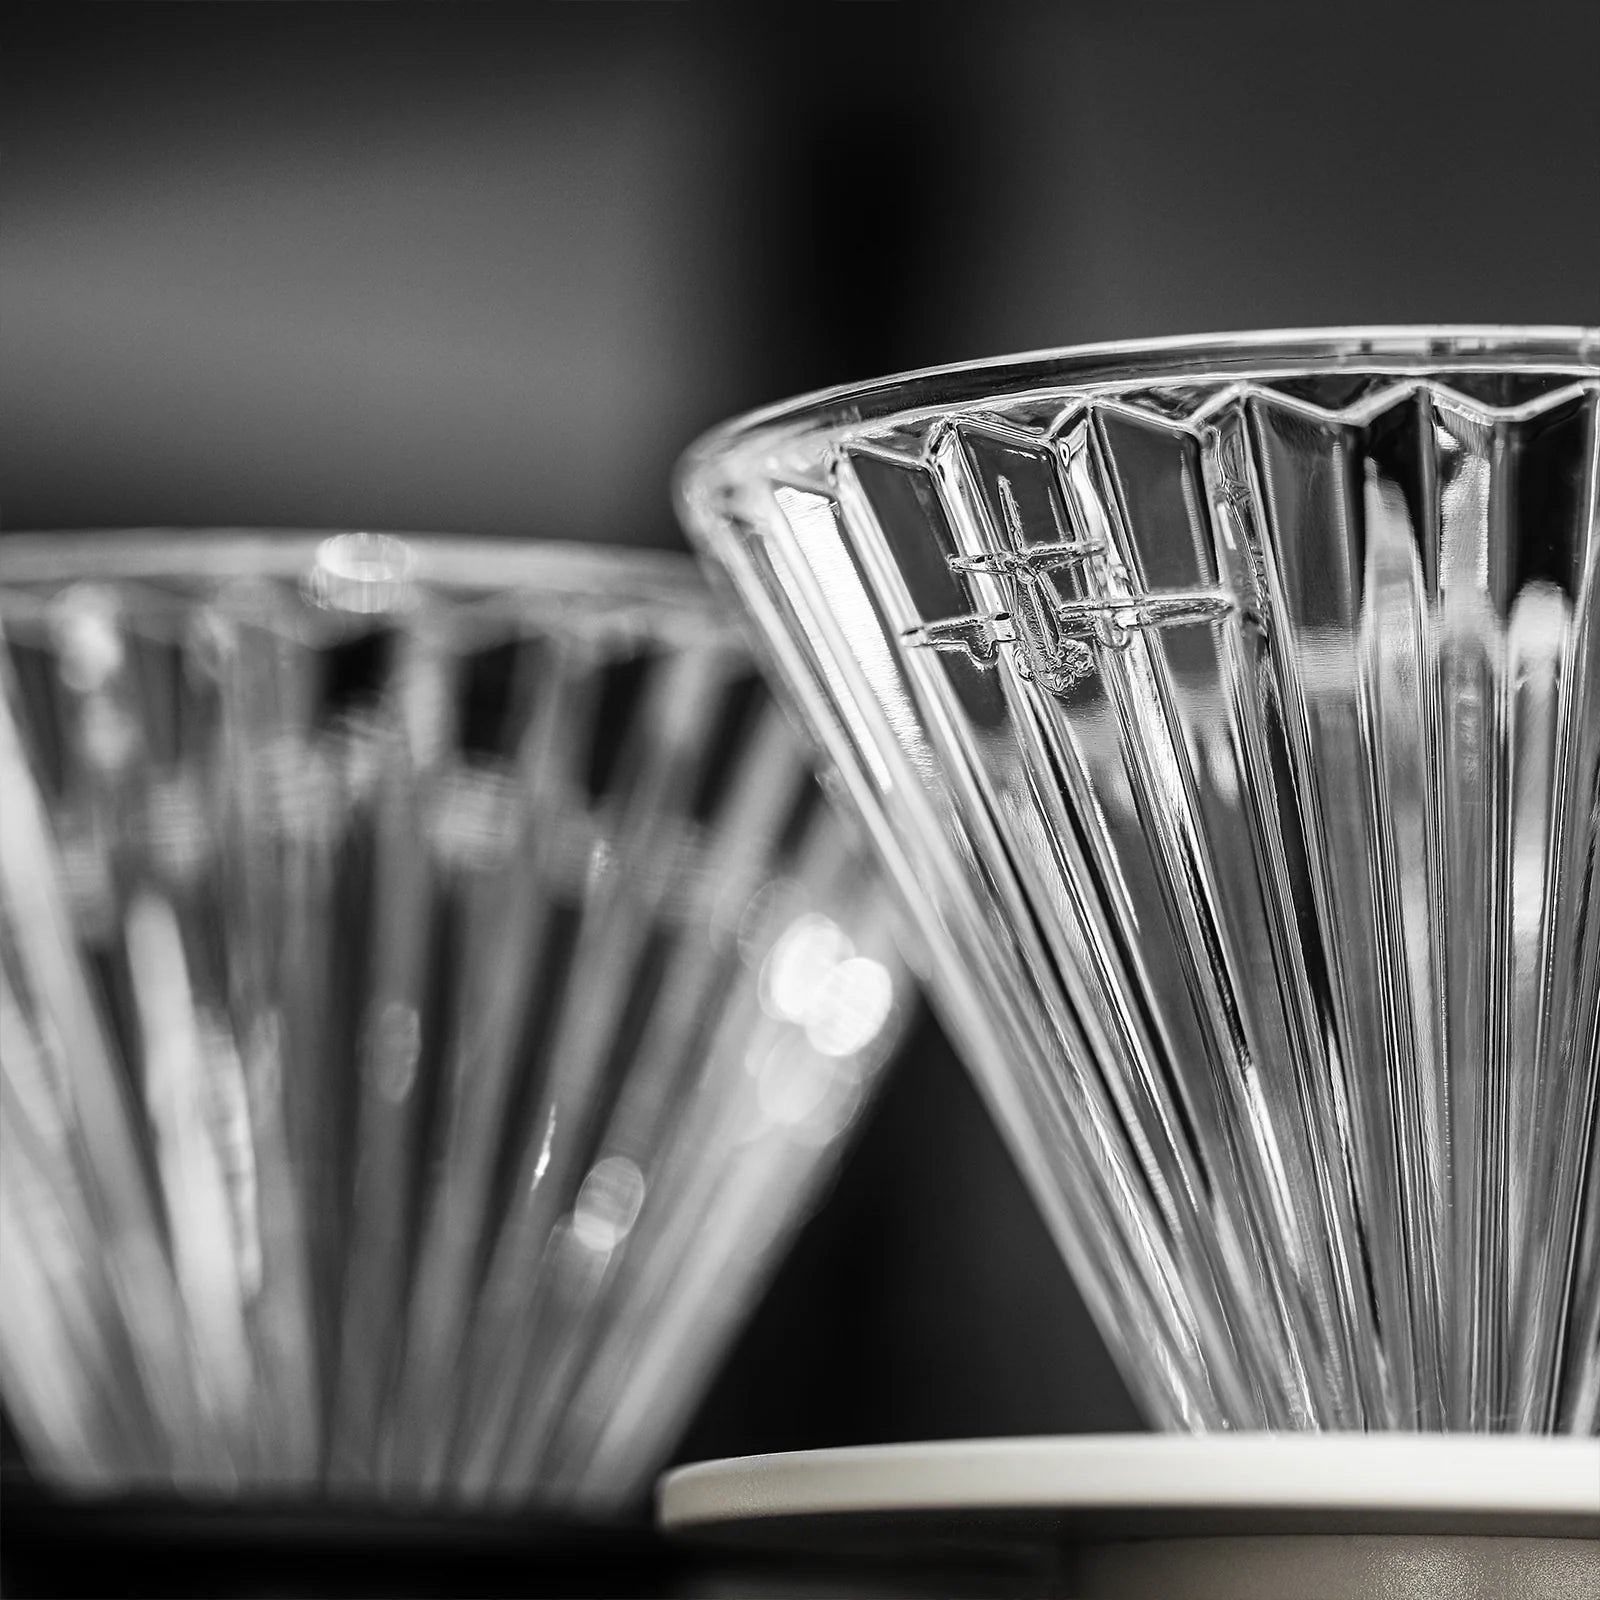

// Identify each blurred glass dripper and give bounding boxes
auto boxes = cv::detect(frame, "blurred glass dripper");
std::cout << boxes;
[679,328,1600,1434]
[0,533,913,1511]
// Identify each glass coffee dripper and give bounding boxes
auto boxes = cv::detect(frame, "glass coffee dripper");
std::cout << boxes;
[0,531,914,1512]
[677,327,1600,1437]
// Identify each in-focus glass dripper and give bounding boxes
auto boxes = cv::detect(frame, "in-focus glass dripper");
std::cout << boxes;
[679,328,1600,1434]
[0,532,914,1511]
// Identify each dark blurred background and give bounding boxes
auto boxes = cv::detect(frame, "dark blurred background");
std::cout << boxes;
[3,2,1598,1593]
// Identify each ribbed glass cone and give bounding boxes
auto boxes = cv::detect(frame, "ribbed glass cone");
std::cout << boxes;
[679,328,1600,1435]
[0,533,912,1510]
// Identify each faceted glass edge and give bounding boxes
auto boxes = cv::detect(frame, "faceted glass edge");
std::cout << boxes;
[679,326,1600,494]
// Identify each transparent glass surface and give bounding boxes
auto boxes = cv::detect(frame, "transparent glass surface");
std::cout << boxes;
[0,532,913,1509]
[679,328,1600,1434]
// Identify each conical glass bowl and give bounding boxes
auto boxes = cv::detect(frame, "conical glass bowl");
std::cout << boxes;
[0,532,913,1510]
[678,327,1600,1434]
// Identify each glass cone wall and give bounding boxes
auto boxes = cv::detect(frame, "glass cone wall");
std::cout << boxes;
[679,329,1600,1434]
[0,534,913,1509]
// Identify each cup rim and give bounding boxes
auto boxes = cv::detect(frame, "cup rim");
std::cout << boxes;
[677,324,1600,489]
[0,531,736,647]
[0,528,708,600]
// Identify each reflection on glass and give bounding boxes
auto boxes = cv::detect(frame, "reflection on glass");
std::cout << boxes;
[0,533,913,1511]
[680,328,1600,1435]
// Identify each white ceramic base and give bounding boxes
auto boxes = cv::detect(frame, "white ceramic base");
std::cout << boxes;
[660,1435,1600,1599]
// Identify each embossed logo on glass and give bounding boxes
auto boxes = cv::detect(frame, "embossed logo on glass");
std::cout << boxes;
[902,475,1232,692]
